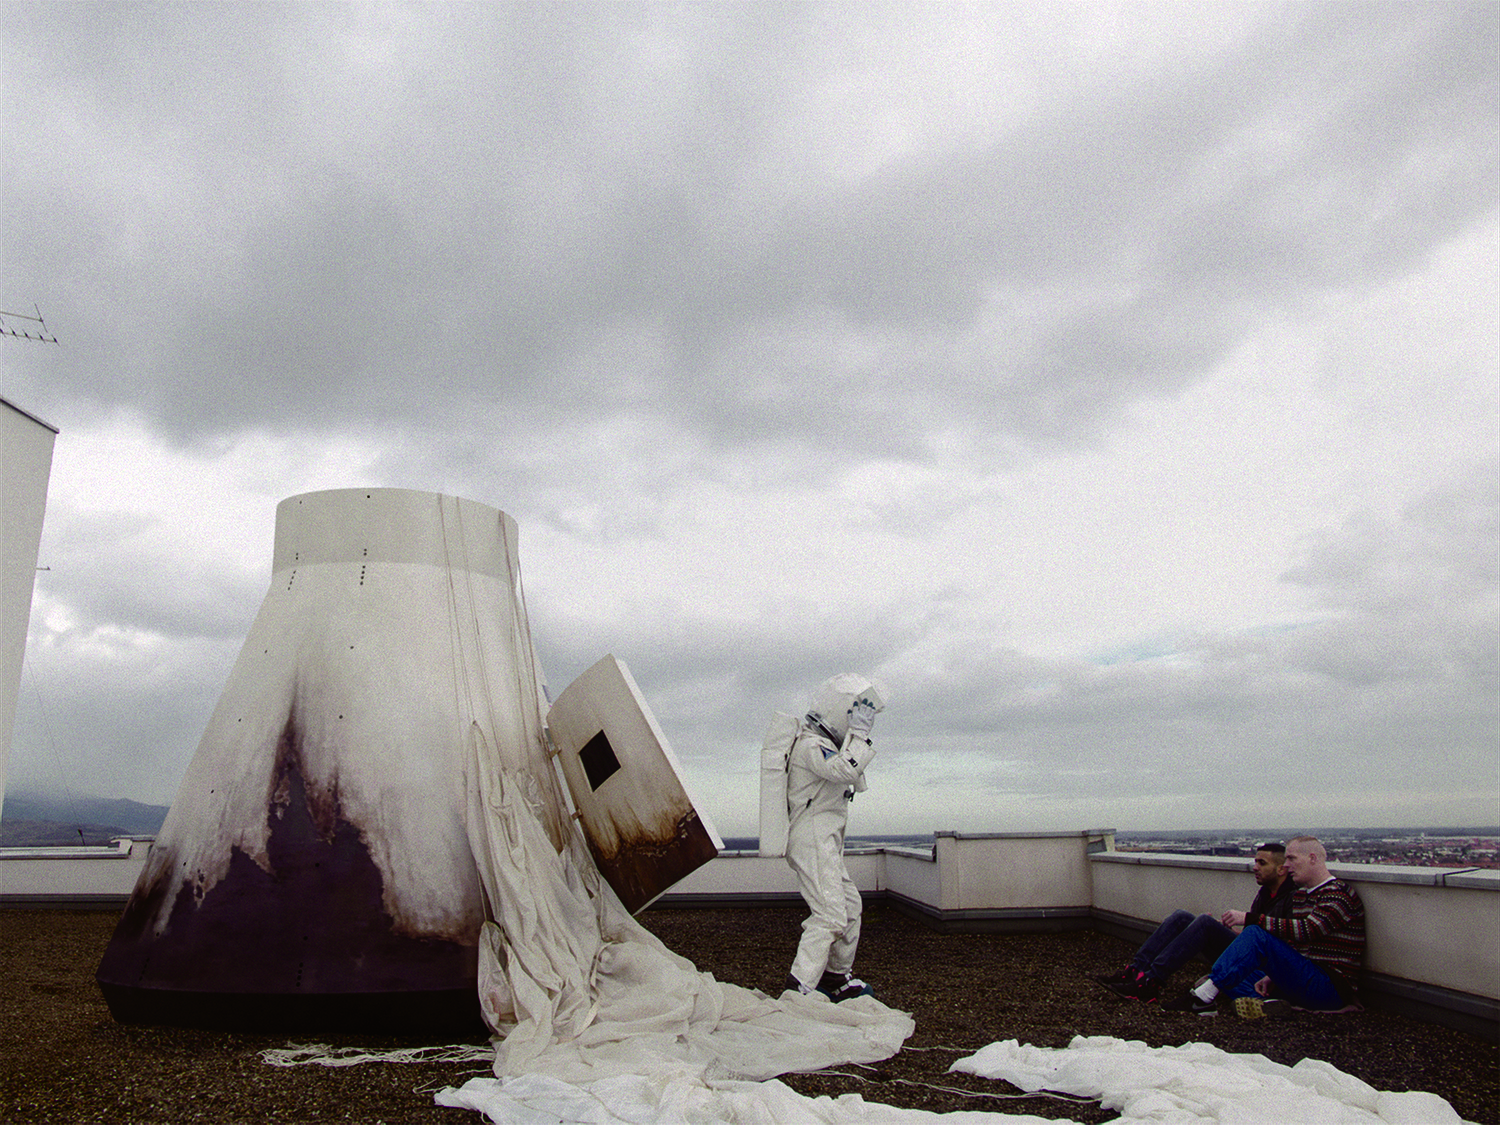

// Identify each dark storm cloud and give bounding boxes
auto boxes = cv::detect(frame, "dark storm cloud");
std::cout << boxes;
[7,3,1494,457]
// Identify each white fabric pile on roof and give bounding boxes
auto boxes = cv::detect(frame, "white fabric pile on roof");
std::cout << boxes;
[951,1035,1473,1125]
[439,1034,1474,1124]
[438,1067,1067,1124]
[435,728,1472,1124]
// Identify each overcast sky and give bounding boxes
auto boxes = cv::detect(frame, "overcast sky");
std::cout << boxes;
[3,2,1496,838]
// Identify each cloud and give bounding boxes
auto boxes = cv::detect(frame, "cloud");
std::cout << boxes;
[4,2,1495,836]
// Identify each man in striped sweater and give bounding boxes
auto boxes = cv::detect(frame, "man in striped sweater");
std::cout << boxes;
[1162,835,1365,1016]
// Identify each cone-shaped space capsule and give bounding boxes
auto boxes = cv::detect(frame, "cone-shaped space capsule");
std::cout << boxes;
[97,489,570,1032]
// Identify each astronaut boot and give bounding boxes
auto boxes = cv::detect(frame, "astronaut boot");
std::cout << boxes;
[817,970,874,1002]
[785,974,817,996]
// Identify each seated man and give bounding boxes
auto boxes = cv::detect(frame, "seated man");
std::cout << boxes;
[1163,835,1365,1015]
[1095,842,1292,1004]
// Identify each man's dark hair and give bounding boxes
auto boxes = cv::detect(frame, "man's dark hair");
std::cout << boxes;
[1257,841,1286,855]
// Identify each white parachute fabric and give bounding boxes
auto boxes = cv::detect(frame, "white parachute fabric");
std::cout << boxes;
[262,1043,494,1067]
[434,1037,1472,1125]
[950,1036,1474,1125]
[437,1069,1072,1124]
[458,722,915,1091]
[464,725,603,1068]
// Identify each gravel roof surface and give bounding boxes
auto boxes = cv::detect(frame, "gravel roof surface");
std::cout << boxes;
[3,904,1494,1124]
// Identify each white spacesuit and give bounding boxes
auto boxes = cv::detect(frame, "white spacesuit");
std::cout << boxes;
[784,674,886,1001]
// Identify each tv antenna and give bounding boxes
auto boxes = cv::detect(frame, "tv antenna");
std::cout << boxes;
[0,305,59,344]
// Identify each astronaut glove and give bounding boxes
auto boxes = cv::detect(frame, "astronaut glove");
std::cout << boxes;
[846,697,878,741]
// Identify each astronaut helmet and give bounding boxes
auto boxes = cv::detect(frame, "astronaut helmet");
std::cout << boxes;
[806,673,888,742]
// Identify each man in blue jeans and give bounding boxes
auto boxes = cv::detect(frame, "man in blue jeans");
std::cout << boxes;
[1093,842,1292,1004]
[1162,835,1365,1016]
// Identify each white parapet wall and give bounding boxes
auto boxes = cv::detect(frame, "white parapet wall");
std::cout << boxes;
[5,829,1494,1036]
[663,831,1114,928]
[0,838,152,907]
[929,830,1112,916]
[883,846,942,911]
[1347,867,1500,1001]
[662,849,886,903]
[1090,851,1265,933]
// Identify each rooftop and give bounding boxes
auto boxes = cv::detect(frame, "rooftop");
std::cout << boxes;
[3,903,1495,1124]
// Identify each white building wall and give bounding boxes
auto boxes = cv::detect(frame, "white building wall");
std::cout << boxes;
[0,397,58,821]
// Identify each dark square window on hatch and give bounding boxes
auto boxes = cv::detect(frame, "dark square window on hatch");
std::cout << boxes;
[579,730,622,791]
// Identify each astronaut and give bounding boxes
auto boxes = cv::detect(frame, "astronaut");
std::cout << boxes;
[784,674,886,1002]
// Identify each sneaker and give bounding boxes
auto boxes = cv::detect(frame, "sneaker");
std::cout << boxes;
[1107,974,1160,1004]
[1161,992,1217,1015]
[1233,995,1293,1019]
[817,971,874,1002]
[1091,964,1138,987]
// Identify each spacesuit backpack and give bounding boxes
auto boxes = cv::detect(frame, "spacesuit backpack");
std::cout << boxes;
[757,711,801,858]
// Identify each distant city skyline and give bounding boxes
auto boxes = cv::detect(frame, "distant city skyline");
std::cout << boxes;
[7,786,1496,869]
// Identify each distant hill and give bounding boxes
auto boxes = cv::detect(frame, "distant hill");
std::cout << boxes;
[0,792,169,847]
